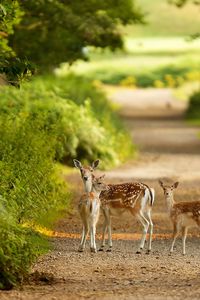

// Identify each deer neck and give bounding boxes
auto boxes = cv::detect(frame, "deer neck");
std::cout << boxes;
[91,186,101,198]
[165,195,175,213]
[84,178,93,193]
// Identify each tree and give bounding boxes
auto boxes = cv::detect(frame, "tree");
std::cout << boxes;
[9,0,144,70]
[0,1,21,60]
[0,1,33,85]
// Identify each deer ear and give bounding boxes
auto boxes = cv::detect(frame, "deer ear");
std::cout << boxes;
[73,159,82,169]
[158,180,164,187]
[173,182,179,189]
[91,159,100,170]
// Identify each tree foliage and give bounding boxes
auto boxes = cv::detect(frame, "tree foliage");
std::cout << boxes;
[0,0,22,58]
[0,1,33,85]
[1,0,144,73]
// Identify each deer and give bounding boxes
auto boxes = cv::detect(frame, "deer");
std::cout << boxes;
[73,159,100,193]
[78,174,108,253]
[159,180,200,255]
[74,159,155,254]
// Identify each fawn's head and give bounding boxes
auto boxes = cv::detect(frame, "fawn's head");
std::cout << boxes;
[92,175,108,193]
[73,159,100,192]
[159,180,179,197]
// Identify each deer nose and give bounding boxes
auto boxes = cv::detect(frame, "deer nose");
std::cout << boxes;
[83,176,88,181]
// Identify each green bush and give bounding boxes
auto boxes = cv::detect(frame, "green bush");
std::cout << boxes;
[186,90,200,120]
[0,74,133,288]
[0,90,70,289]
[0,113,69,289]
[0,115,68,224]
[0,74,133,167]
[0,217,48,290]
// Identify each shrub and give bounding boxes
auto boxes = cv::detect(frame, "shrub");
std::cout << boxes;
[0,115,69,224]
[0,218,47,289]
[154,80,165,88]
[186,90,200,120]
[0,73,133,288]
[0,88,70,289]
[164,74,176,88]
[0,73,134,167]
[2,74,133,167]
[0,115,69,289]
[120,76,137,87]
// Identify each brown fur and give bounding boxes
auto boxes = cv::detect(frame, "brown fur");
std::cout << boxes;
[100,182,147,208]
[75,159,154,252]
[79,192,95,201]
[159,179,200,254]
[172,201,200,225]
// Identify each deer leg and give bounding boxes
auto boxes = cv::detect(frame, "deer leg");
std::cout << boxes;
[90,209,99,253]
[78,222,89,252]
[145,209,153,253]
[182,226,188,255]
[90,224,97,253]
[99,208,108,251]
[170,222,179,254]
[80,225,85,245]
[136,211,149,254]
[99,207,112,251]
[106,210,112,252]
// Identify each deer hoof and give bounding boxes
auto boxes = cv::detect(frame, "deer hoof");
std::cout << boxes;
[90,248,97,253]
[106,247,112,252]
[98,247,104,252]
[146,250,151,255]
[78,247,84,252]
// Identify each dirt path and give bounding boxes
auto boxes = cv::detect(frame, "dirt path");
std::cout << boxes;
[1,88,200,300]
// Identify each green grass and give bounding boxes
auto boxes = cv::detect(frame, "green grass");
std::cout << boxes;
[27,230,50,256]
[57,37,200,87]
